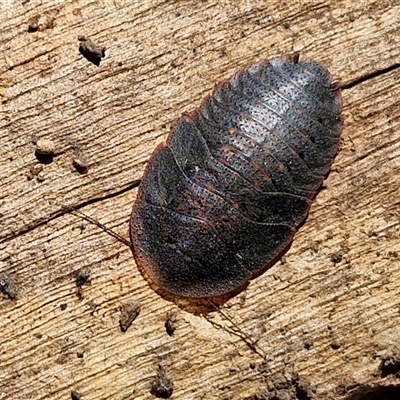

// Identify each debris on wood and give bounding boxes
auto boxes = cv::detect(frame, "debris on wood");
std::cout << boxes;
[119,299,141,332]
[33,138,56,164]
[27,15,40,32]
[34,138,55,155]
[27,12,57,32]
[26,164,43,181]
[78,36,106,66]
[150,365,173,399]
[4,53,14,69]
[0,272,18,300]
[70,390,82,400]
[330,340,341,350]
[76,270,91,288]
[75,270,91,299]
[330,251,344,264]
[164,312,177,336]
[72,148,89,174]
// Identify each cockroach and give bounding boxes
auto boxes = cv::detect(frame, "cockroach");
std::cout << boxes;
[130,54,342,299]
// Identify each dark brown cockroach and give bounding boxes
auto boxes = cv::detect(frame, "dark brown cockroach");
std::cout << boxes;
[130,54,342,299]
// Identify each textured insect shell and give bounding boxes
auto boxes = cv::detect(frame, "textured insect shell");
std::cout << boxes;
[130,54,343,299]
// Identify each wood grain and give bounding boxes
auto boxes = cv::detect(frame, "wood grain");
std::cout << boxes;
[0,1,399,399]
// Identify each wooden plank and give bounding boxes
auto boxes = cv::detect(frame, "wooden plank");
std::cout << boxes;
[0,0,399,399]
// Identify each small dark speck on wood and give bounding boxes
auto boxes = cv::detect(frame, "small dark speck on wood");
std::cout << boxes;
[0,273,18,300]
[72,148,89,174]
[150,365,174,399]
[76,270,91,287]
[75,270,91,299]
[27,15,39,32]
[71,390,82,400]
[78,36,105,66]
[330,251,343,264]
[26,164,43,181]
[164,312,177,336]
[119,300,141,332]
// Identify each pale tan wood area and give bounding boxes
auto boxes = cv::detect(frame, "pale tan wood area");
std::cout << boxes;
[0,0,399,399]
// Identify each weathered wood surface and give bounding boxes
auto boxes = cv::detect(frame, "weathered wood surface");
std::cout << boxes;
[0,1,399,399]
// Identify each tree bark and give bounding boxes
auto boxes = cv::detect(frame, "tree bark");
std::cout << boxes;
[0,1,399,399]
